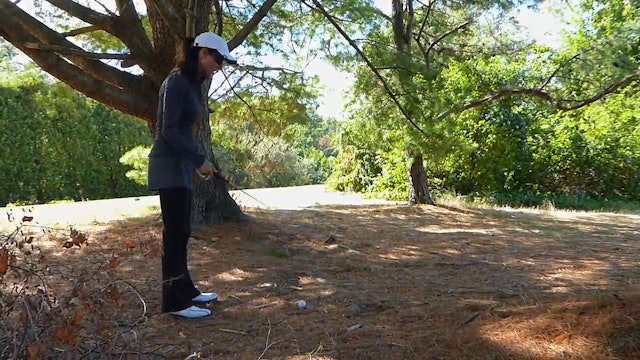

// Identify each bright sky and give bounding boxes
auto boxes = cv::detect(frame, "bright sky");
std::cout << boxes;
[10,0,570,119]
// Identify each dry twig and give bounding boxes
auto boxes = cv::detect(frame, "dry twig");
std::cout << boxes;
[219,328,249,335]
[257,318,284,360]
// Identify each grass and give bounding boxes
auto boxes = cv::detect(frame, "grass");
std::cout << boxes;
[266,247,292,259]
[3,200,640,359]
[433,190,640,214]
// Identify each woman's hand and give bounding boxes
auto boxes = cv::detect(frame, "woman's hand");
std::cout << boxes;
[197,160,217,180]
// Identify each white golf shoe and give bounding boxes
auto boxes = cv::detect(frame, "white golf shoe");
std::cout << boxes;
[192,292,218,303]
[170,305,211,318]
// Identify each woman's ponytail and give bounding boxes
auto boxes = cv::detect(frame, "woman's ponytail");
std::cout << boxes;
[174,37,200,83]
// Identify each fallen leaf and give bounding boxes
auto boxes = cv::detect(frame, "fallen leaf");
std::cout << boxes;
[22,216,34,223]
[107,284,122,306]
[70,229,88,246]
[124,240,137,249]
[52,326,79,347]
[72,313,84,326]
[145,242,163,258]
[0,248,9,276]
[97,321,109,334]
[105,256,122,271]
[19,309,28,325]
[26,342,46,360]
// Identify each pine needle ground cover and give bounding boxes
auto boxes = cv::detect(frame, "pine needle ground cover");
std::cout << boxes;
[2,203,639,359]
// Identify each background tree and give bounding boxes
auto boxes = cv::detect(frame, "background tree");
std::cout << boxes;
[317,0,640,205]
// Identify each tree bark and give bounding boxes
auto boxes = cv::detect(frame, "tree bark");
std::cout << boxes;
[406,150,435,205]
[186,0,247,224]
[192,80,247,225]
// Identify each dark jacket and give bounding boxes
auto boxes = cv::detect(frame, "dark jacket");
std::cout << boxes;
[147,71,205,190]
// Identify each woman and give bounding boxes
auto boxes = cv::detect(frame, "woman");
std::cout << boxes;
[148,32,237,319]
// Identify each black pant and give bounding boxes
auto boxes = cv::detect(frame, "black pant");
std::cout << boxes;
[159,187,200,312]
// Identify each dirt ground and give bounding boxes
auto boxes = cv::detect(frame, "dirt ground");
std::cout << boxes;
[5,203,640,359]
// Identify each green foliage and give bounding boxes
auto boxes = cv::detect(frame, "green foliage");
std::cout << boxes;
[241,138,316,188]
[326,118,409,201]
[210,92,335,188]
[533,90,640,199]
[0,72,151,206]
[119,145,151,186]
[327,0,640,208]
[0,40,16,73]
[437,100,535,195]
[119,91,334,190]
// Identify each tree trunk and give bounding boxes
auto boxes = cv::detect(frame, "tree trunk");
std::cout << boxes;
[392,0,434,206]
[191,80,247,225]
[406,150,435,205]
[189,0,246,225]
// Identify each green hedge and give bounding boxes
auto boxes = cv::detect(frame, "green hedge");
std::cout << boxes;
[0,72,151,206]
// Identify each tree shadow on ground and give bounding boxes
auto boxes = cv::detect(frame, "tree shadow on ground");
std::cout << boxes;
[31,203,640,359]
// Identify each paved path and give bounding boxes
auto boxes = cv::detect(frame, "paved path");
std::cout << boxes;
[0,185,397,228]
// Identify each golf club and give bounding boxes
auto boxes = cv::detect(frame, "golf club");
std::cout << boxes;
[196,169,270,209]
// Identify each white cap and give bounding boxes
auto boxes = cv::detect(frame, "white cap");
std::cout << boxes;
[193,32,237,64]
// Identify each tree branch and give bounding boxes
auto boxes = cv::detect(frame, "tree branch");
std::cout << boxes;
[213,0,223,35]
[219,70,283,149]
[24,42,130,60]
[210,71,249,102]
[414,36,429,67]
[405,0,414,44]
[144,0,184,38]
[245,70,290,93]
[433,71,640,122]
[0,16,155,121]
[424,20,470,65]
[114,0,152,53]
[307,0,428,138]
[434,88,552,122]
[228,0,278,51]
[61,25,100,37]
[417,0,433,40]
[44,0,112,29]
[391,0,405,52]
[234,64,300,73]
[539,53,580,90]
[414,1,434,67]
[94,0,117,16]
[0,0,137,89]
[557,71,640,110]
[44,0,154,79]
[372,7,391,23]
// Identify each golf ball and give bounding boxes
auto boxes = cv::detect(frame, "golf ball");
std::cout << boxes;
[297,300,307,309]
